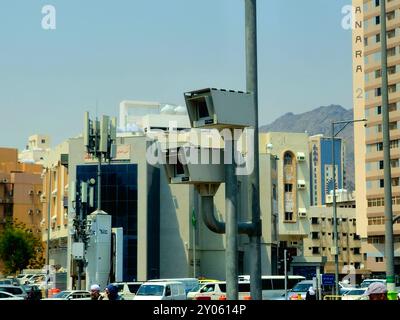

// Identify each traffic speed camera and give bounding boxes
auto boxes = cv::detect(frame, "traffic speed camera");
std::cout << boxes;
[163,146,225,184]
[184,88,255,129]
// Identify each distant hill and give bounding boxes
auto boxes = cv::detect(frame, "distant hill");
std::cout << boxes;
[260,105,355,191]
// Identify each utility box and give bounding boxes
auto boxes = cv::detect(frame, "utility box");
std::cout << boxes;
[72,242,84,260]
[164,146,224,184]
[184,88,255,129]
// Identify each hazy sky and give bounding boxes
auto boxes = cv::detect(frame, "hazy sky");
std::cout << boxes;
[0,0,352,149]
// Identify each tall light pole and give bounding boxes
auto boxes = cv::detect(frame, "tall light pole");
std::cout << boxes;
[45,166,53,298]
[380,0,396,294]
[331,118,366,296]
[245,0,262,300]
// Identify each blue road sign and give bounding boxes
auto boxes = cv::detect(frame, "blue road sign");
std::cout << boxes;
[322,274,335,286]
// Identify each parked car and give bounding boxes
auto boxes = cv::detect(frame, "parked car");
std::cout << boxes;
[133,281,186,300]
[112,282,143,300]
[341,288,367,300]
[42,290,91,300]
[0,285,27,299]
[287,280,314,300]
[0,291,25,300]
[360,278,386,288]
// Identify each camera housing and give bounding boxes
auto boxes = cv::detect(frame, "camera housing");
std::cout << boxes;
[184,88,255,129]
[163,146,225,184]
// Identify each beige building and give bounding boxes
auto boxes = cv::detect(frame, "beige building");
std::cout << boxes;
[352,0,400,274]
[41,140,70,270]
[259,132,312,271]
[19,134,50,165]
[304,206,366,281]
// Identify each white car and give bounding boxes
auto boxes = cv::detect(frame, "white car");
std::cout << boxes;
[0,291,25,300]
[42,290,91,300]
[341,288,367,300]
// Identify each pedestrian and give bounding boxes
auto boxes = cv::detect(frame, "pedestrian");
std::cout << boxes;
[364,282,387,300]
[105,284,123,300]
[305,286,317,300]
[90,284,103,300]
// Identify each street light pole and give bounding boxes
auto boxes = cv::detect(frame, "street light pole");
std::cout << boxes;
[331,119,366,296]
[245,0,262,300]
[45,167,52,298]
[331,123,340,297]
[380,0,396,293]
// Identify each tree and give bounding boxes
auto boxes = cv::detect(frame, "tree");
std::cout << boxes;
[0,220,44,275]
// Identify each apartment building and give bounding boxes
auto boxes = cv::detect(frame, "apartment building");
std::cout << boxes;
[19,134,50,165]
[304,206,366,282]
[0,148,43,273]
[352,0,400,275]
[259,132,313,273]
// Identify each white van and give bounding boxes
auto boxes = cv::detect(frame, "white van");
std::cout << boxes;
[148,278,198,296]
[133,281,186,300]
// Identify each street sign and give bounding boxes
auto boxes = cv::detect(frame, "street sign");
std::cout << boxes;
[322,274,335,286]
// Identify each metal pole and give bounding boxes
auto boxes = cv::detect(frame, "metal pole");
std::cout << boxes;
[245,0,262,300]
[331,123,339,296]
[226,133,238,300]
[193,217,196,279]
[97,155,101,211]
[46,167,52,298]
[380,0,395,293]
[284,249,287,300]
[316,266,321,300]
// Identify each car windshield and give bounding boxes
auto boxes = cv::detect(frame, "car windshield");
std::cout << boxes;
[360,280,384,288]
[346,290,366,295]
[189,284,202,293]
[53,291,71,298]
[136,285,164,296]
[292,283,312,292]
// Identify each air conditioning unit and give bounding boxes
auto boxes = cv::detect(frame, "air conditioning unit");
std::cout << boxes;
[297,180,306,189]
[298,208,307,218]
[296,152,306,161]
[28,209,33,215]
[28,190,34,195]
[2,178,8,183]
[37,190,42,195]
[36,209,41,214]
[40,194,46,203]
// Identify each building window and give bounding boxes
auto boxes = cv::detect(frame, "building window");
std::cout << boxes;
[354,248,361,255]
[375,0,379,6]
[389,103,397,112]
[376,33,381,43]
[388,47,396,57]
[388,66,396,75]
[376,257,384,263]
[312,247,320,254]
[377,142,383,151]
[379,160,384,170]
[387,11,395,21]
[377,106,382,114]
[387,29,395,39]
[375,16,380,25]
[375,69,381,78]
[284,184,293,192]
[380,179,384,188]
[312,232,319,240]
[353,234,361,241]
[284,212,293,221]
[41,139,46,144]
[375,87,382,97]
[284,153,293,165]
[311,217,319,225]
